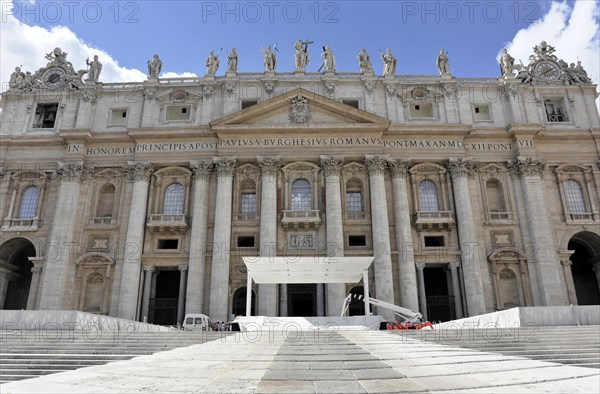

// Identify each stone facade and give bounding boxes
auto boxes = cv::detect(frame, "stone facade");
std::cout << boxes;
[1,44,600,324]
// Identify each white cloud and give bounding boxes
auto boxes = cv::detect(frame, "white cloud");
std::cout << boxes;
[161,72,199,79]
[0,0,149,88]
[501,0,599,106]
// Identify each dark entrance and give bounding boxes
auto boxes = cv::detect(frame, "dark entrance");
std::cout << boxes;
[287,284,316,316]
[348,286,366,316]
[569,232,600,305]
[424,266,455,322]
[149,269,180,325]
[232,287,256,317]
[1,238,35,310]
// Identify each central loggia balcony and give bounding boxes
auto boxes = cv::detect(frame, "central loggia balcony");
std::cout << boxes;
[2,218,41,232]
[146,214,189,234]
[413,210,454,231]
[281,210,321,231]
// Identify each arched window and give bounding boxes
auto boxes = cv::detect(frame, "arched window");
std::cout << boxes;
[564,180,586,213]
[96,184,116,217]
[17,186,40,219]
[163,183,185,214]
[418,180,439,212]
[346,179,363,212]
[291,179,312,211]
[486,179,506,212]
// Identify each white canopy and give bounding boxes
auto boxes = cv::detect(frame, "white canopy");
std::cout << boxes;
[241,256,374,284]
[241,256,374,316]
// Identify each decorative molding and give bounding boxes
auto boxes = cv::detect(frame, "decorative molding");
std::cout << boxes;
[57,161,95,182]
[203,85,215,99]
[178,264,189,272]
[449,261,461,270]
[364,154,389,176]
[143,265,156,274]
[447,158,476,180]
[81,86,101,103]
[122,161,154,182]
[507,157,546,178]
[190,160,213,182]
[263,81,276,95]
[213,156,237,178]
[289,94,311,124]
[320,155,344,177]
[415,262,426,270]
[257,156,282,177]
[363,80,375,95]
[223,81,236,97]
[323,80,336,96]
[388,159,411,180]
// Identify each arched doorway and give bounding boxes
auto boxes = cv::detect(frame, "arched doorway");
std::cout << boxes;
[1,238,36,310]
[568,232,600,305]
[348,286,366,316]
[232,287,256,317]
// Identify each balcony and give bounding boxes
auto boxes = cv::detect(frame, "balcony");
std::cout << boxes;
[485,211,515,223]
[413,211,454,231]
[565,212,597,223]
[146,214,189,234]
[343,212,371,221]
[281,210,321,231]
[236,213,259,222]
[2,218,41,232]
[87,217,117,228]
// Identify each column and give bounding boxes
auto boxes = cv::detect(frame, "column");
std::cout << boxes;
[117,161,153,320]
[26,261,43,310]
[388,159,420,313]
[279,284,288,316]
[186,161,213,314]
[415,262,427,321]
[321,155,346,316]
[209,157,236,323]
[257,156,281,316]
[448,159,486,316]
[508,157,566,305]
[593,263,600,292]
[316,284,324,316]
[38,162,91,309]
[561,260,577,304]
[177,265,188,324]
[141,266,155,322]
[365,155,395,321]
[4,185,17,223]
[448,262,464,318]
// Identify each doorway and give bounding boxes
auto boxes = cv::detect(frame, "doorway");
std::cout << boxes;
[569,232,600,305]
[1,238,35,310]
[424,266,455,322]
[287,284,316,316]
[149,269,180,325]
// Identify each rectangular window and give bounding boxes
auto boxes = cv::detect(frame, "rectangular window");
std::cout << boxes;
[424,236,445,247]
[158,239,179,249]
[544,99,568,123]
[472,104,491,121]
[346,192,362,212]
[409,103,434,119]
[242,100,258,109]
[109,109,128,126]
[32,103,59,128]
[348,235,367,247]
[166,105,191,121]
[237,236,255,248]
[240,193,256,214]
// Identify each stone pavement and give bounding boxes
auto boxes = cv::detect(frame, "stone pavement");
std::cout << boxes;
[1,329,599,393]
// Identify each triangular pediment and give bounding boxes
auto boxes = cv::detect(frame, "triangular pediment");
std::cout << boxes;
[211,88,390,133]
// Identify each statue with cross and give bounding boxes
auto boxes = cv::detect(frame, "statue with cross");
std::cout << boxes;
[294,38,313,72]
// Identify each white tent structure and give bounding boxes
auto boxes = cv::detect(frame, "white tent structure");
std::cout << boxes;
[242,256,374,317]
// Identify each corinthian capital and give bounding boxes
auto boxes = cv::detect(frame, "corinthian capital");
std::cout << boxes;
[447,158,476,180]
[190,160,213,182]
[57,161,95,182]
[388,159,411,180]
[257,156,282,177]
[365,154,389,176]
[320,155,344,178]
[507,157,546,178]
[213,156,237,178]
[122,161,154,181]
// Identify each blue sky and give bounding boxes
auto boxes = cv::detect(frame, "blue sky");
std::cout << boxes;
[1,0,599,82]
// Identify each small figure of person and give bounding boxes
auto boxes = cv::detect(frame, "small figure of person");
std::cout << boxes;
[381,48,397,76]
[294,40,309,71]
[499,48,515,76]
[357,48,373,74]
[227,48,238,73]
[321,46,336,72]
[86,55,103,82]
[261,45,276,72]
[205,50,219,75]
[437,49,450,75]
[147,54,162,78]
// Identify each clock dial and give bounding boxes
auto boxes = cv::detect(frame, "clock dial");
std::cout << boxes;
[535,62,560,81]
[42,68,67,89]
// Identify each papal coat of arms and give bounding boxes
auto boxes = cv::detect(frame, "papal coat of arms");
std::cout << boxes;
[289,94,311,124]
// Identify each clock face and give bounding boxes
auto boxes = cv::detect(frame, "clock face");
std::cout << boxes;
[42,68,67,89]
[535,61,560,81]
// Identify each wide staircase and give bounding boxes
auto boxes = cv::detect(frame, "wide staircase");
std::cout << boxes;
[0,330,226,383]
[396,325,600,368]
